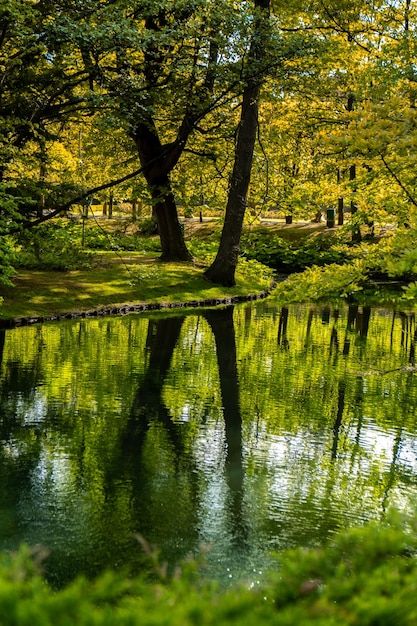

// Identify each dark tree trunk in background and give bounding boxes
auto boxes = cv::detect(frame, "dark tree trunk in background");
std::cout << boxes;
[204,0,271,286]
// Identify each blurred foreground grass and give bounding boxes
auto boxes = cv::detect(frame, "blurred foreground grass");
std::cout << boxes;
[1,514,416,625]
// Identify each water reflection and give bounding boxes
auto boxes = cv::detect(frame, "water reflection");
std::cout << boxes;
[204,308,246,550]
[1,303,417,587]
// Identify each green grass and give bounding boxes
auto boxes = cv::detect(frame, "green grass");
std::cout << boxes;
[0,251,273,320]
[0,219,333,320]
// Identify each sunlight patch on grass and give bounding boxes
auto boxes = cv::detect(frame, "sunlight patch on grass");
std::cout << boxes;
[0,252,273,319]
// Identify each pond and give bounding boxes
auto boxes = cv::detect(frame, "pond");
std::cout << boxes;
[1,301,417,588]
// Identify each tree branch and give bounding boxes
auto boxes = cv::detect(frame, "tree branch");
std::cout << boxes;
[381,154,417,209]
[14,144,178,232]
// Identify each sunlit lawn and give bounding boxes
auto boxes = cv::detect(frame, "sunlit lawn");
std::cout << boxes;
[0,252,272,319]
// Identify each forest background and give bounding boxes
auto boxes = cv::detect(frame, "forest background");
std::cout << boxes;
[2,2,417,623]
[2,0,417,312]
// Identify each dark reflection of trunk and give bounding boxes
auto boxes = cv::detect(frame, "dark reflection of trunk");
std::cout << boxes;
[204,307,247,545]
[330,311,340,358]
[331,380,345,459]
[304,308,314,348]
[410,321,417,364]
[244,305,252,338]
[398,313,416,360]
[357,306,371,341]
[0,330,5,369]
[329,326,339,361]
[321,306,331,325]
[278,306,289,349]
[123,316,184,453]
[343,305,371,354]
[343,304,357,355]
[347,304,359,331]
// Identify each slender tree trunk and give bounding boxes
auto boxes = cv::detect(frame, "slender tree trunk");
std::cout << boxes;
[204,0,271,286]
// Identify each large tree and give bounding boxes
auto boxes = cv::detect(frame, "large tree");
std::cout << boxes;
[75,0,254,261]
[1,1,251,260]
[205,0,272,285]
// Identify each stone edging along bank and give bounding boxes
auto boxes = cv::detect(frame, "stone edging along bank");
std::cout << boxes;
[0,285,276,329]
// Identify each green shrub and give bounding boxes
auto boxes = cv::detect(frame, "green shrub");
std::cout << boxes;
[241,232,346,272]
[1,517,417,625]
[139,216,158,236]
[274,260,368,304]
[188,238,218,264]
[15,222,95,271]
[0,237,17,288]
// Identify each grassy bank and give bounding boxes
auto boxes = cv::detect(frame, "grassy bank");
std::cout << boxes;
[0,218,348,321]
[0,251,274,320]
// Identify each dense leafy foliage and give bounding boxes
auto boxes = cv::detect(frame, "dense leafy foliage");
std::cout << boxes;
[15,222,94,271]
[271,225,417,304]
[241,230,347,272]
[2,0,417,286]
[1,516,416,625]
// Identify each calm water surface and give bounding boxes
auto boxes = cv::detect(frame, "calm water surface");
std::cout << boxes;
[1,301,417,587]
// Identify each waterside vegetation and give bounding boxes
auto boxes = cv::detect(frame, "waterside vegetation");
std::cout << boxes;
[3,216,417,322]
[2,515,417,626]
[2,2,417,621]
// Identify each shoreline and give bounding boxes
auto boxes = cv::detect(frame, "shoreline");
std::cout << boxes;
[0,286,275,329]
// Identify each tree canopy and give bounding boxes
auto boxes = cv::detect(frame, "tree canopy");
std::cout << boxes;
[1,0,417,285]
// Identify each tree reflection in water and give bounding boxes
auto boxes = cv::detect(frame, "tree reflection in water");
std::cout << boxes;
[0,303,417,587]
[204,307,248,548]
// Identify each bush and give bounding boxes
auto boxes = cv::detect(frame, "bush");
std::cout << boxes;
[241,232,346,272]
[0,237,17,288]
[139,216,158,236]
[1,517,417,625]
[15,222,94,271]
[274,260,368,303]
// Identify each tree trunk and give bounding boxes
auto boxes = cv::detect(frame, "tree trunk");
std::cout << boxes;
[149,171,191,261]
[204,0,270,286]
[131,121,192,262]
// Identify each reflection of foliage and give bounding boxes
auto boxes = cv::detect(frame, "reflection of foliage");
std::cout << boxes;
[1,304,417,587]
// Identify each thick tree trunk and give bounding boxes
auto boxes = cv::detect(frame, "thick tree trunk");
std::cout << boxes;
[204,0,270,286]
[131,122,192,262]
[149,171,192,261]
